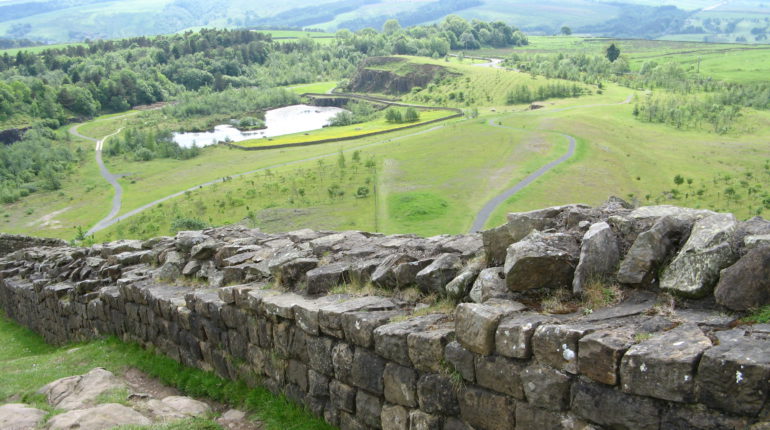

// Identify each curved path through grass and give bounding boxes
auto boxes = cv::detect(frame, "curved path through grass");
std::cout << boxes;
[469,94,634,233]
[68,120,131,236]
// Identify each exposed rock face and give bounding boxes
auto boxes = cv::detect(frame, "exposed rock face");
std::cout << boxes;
[714,246,770,310]
[572,222,619,294]
[39,368,128,410]
[0,404,46,429]
[347,57,452,95]
[47,403,152,430]
[660,213,738,297]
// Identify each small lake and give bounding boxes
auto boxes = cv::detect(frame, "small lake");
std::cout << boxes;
[172,104,348,148]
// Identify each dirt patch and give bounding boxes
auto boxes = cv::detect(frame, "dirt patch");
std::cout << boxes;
[25,206,71,229]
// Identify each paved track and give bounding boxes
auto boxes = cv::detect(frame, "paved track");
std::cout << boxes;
[468,95,633,233]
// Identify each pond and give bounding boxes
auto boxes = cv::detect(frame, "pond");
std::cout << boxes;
[172,104,348,148]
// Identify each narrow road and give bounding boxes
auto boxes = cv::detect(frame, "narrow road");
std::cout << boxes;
[469,95,633,232]
[68,119,132,236]
[91,123,452,234]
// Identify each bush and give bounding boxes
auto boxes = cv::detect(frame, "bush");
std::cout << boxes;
[170,217,209,233]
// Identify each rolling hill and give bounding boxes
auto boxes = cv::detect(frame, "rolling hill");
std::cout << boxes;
[1,0,769,44]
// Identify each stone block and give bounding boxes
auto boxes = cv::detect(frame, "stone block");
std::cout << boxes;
[408,410,441,430]
[697,337,770,415]
[515,403,564,430]
[443,341,475,382]
[356,390,382,429]
[384,363,417,408]
[306,263,352,295]
[407,326,454,373]
[456,302,524,355]
[571,381,660,430]
[578,328,634,386]
[330,380,357,413]
[521,364,571,411]
[287,359,308,392]
[342,310,404,348]
[306,335,334,376]
[532,323,595,374]
[496,313,554,359]
[374,314,447,366]
[620,323,711,402]
[662,404,751,430]
[308,369,330,398]
[294,295,346,335]
[320,296,400,338]
[381,404,409,430]
[459,386,515,430]
[332,342,355,384]
[417,374,460,415]
[475,355,525,399]
[351,347,386,395]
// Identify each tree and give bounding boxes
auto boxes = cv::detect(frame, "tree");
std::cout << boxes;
[383,19,401,36]
[674,174,684,187]
[385,108,403,123]
[606,43,620,63]
[404,107,420,122]
[561,26,572,36]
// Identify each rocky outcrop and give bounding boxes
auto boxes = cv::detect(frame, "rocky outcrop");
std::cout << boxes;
[2,201,770,430]
[347,57,453,95]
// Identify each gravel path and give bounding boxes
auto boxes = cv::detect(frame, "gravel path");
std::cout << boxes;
[468,95,633,232]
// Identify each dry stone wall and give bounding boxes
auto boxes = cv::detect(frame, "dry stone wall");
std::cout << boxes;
[2,200,770,430]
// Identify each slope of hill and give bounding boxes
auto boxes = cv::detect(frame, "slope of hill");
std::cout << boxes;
[1,0,769,44]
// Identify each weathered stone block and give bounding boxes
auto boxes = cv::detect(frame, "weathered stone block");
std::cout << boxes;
[294,295,346,336]
[571,381,660,430]
[383,363,417,408]
[521,364,571,411]
[330,380,357,413]
[351,347,386,395]
[572,222,619,294]
[456,302,524,355]
[620,323,711,402]
[408,410,441,430]
[287,359,308,392]
[417,374,459,415]
[496,313,554,359]
[407,326,454,373]
[662,404,751,430]
[443,341,475,382]
[332,342,355,384]
[504,231,579,292]
[356,390,382,429]
[714,246,770,311]
[514,403,564,430]
[308,369,330,398]
[578,328,634,386]
[475,355,525,399]
[459,386,515,430]
[342,310,404,348]
[374,314,447,366]
[306,335,334,376]
[381,404,409,430]
[415,253,462,295]
[697,337,770,415]
[532,323,594,374]
[320,296,400,338]
[660,213,738,297]
[469,267,511,303]
[306,263,351,295]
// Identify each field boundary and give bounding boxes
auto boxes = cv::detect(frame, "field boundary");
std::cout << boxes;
[223,93,463,151]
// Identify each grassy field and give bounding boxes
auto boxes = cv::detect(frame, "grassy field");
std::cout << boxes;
[96,117,563,240]
[286,81,338,94]
[471,36,770,83]
[483,96,770,228]
[234,109,453,148]
[0,311,332,430]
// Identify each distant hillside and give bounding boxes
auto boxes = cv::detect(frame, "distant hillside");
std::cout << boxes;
[0,0,768,43]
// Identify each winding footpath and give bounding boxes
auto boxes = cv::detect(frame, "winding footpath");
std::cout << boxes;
[468,94,634,233]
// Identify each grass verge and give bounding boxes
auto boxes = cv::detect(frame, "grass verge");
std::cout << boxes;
[0,310,333,430]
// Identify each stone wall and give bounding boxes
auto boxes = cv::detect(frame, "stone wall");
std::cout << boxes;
[1,202,770,430]
[0,233,67,257]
